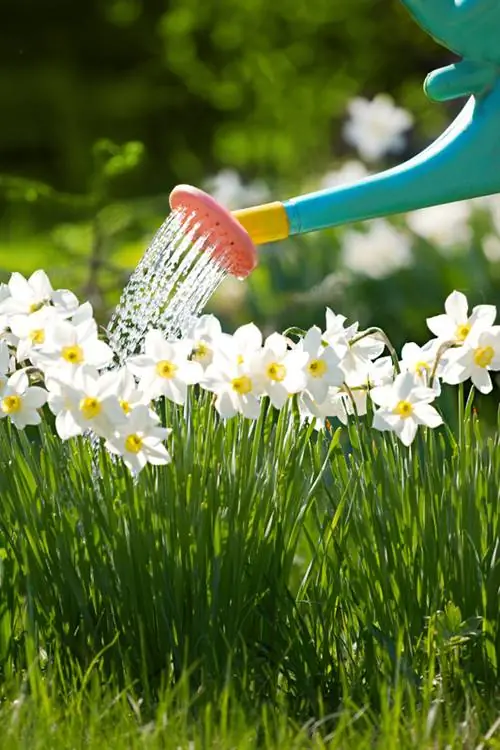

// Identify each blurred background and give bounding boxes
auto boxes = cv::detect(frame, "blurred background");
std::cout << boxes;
[2,0,500,358]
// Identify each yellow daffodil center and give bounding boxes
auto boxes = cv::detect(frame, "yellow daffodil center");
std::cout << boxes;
[29,302,44,314]
[307,359,327,378]
[236,354,244,365]
[2,395,21,414]
[30,329,45,345]
[125,434,143,454]
[192,342,210,362]
[120,399,131,414]
[62,345,84,364]
[79,397,102,420]
[455,323,471,342]
[394,400,413,418]
[156,360,177,379]
[231,376,252,394]
[415,360,430,377]
[266,362,286,382]
[473,345,494,368]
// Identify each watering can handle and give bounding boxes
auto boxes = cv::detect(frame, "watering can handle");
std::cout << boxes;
[230,0,500,244]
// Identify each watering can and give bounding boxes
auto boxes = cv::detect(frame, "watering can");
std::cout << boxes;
[169,0,500,278]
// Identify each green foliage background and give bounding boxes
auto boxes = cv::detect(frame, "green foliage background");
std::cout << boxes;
[2,0,497,349]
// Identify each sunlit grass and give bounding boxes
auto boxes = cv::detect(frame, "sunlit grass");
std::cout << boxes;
[1,390,500,747]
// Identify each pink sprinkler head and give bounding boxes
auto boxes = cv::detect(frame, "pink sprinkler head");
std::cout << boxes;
[169,185,258,279]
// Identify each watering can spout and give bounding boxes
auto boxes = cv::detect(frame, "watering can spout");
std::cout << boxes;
[233,79,500,244]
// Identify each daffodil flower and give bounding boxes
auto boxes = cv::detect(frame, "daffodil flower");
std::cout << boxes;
[370,372,442,446]
[442,326,500,394]
[426,290,496,346]
[0,370,47,429]
[202,359,261,420]
[32,318,114,374]
[296,326,345,403]
[127,330,202,404]
[105,404,172,474]
[248,333,308,409]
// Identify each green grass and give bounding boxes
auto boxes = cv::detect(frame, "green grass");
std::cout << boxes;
[1,389,500,747]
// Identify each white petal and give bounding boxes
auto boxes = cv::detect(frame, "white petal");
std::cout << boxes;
[240,394,261,420]
[177,360,203,385]
[23,387,48,409]
[264,332,288,358]
[397,417,418,446]
[29,270,53,300]
[56,410,82,440]
[412,403,443,428]
[216,390,237,419]
[369,384,395,408]
[8,273,32,302]
[426,314,455,340]
[234,323,262,351]
[393,372,416,400]
[444,290,468,323]
[471,367,492,394]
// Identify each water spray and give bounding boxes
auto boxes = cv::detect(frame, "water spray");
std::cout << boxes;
[169,0,500,280]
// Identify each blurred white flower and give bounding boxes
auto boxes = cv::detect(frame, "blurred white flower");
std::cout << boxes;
[341,220,413,279]
[248,332,308,409]
[371,371,442,446]
[405,202,473,254]
[343,94,414,163]
[426,290,496,345]
[127,330,202,405]
[442,326,500,394]
[296,326,345,403]
[105,404,172,474]
[204,169,270,210]
[319,160,369,190]
[483,235,500,263]
[0,370,47,429]
[185,314,223,368]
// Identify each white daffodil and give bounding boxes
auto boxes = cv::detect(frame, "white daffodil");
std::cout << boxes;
[442,326,500,394]
[46,366,125,440]
[324,307,359,345]
[340,332,385,386]
[32,317,114,374]
[0,270,78,319]
[297,327,345,403]
[127,330,202,404]
[426,290,496,346]
[185,314,222,368]
[216,322,262,368]
[105,404,172,474]
[370,372,443,446]
[9,306,61,363]
[0,370,47,429]
[299,387,359,429]
[202,358,262,420]
[248,332,308,409]
[399,340,442,394]
[98,367,150,418]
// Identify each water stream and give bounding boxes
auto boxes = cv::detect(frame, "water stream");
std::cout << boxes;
[108,208,228,360]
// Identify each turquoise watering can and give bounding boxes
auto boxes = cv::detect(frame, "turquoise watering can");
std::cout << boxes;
[170,0,500,278]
